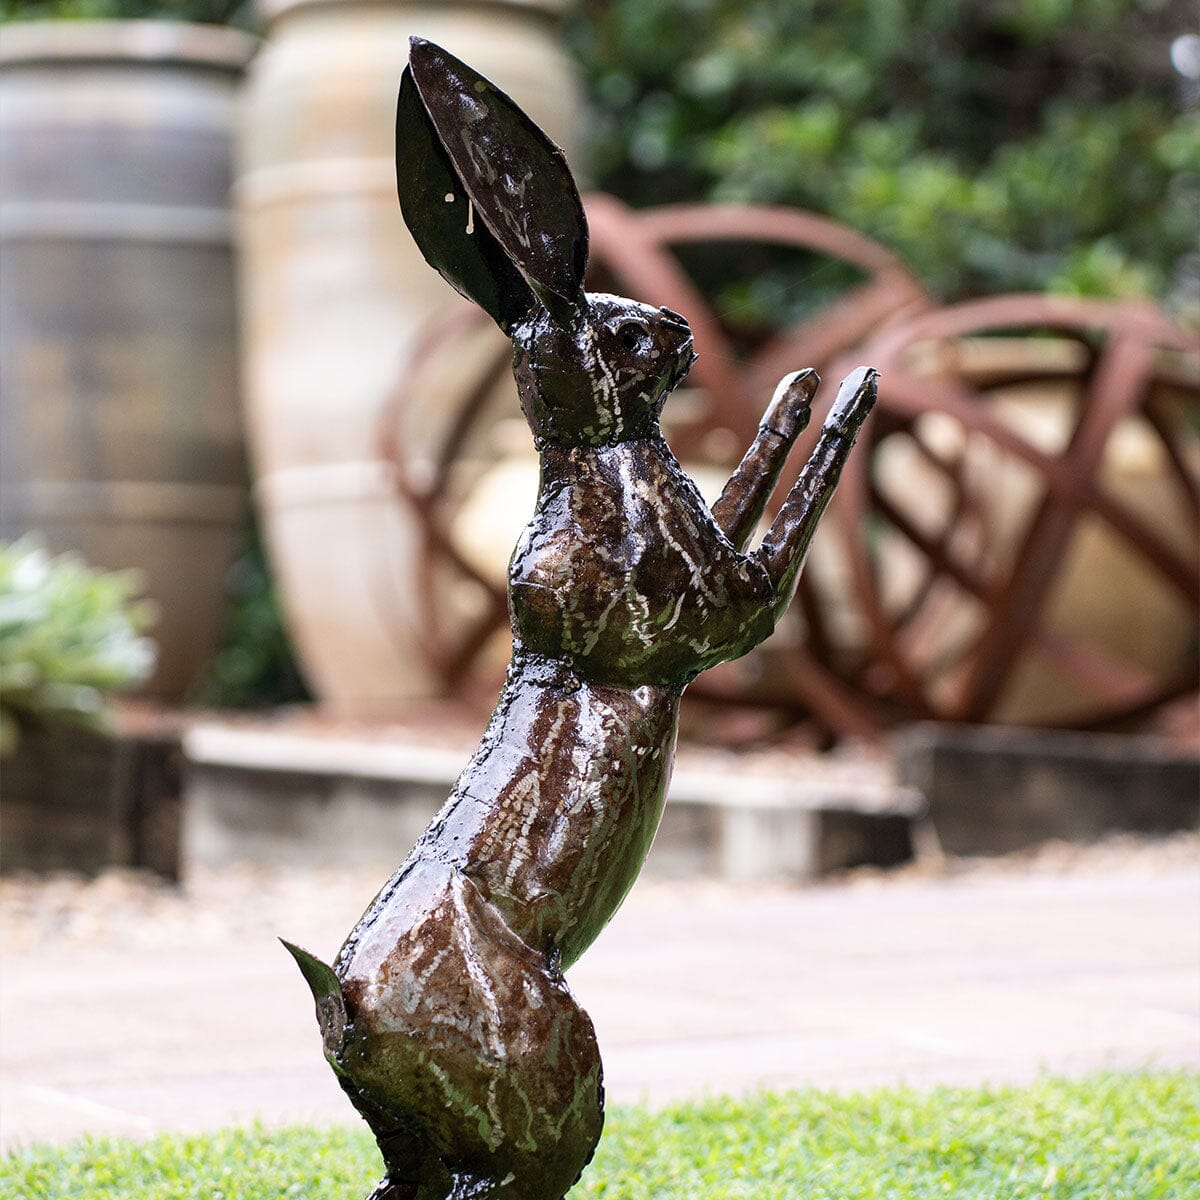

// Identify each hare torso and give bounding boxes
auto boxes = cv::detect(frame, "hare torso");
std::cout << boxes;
[339,655,678,986]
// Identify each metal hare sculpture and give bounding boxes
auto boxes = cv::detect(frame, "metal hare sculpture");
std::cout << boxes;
[285,38,877,1200]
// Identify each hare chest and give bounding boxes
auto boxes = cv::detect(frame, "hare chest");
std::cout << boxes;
[340,664,680,978]
[509,438,774,687]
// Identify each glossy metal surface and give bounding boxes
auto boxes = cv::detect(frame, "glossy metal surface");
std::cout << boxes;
[287,38,876,1199]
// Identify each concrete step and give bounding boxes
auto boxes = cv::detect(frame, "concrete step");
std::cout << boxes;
[182,721,925,883]
[896,722,1200,856]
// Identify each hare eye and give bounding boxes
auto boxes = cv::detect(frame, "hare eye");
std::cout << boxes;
[615,320,649,350]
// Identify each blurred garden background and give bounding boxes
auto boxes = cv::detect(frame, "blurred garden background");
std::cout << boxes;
[1,1,1198,1191]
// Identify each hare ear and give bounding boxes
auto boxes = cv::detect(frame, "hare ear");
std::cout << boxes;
[401,37,588,323]
[397,65,537,331]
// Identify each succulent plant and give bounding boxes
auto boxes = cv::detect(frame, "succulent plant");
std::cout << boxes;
[0,540,156,756]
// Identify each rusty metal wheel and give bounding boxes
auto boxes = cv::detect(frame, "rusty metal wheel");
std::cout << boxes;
[823,295,1199,730]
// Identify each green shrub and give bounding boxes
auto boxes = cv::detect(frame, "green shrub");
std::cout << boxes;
[0,0,250,26]
[570,0,1200,320]
[189,525,310,710]
[0,541,156,755]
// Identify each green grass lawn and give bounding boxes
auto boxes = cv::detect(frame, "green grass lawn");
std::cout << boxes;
[4,1072,1197,1199]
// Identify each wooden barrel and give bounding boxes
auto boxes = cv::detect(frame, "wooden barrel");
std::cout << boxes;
[0,21,256,699]
[236,0,579,711]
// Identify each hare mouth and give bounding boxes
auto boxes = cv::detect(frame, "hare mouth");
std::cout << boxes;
[669,346,698,389]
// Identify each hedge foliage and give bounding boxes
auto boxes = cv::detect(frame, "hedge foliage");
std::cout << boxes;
[0,0,251,26]
[569,0,1200,318]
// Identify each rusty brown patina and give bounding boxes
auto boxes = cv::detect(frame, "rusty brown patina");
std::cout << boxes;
[284,38,876,1200]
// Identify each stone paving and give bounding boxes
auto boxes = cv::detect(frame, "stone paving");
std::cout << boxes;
[1,859,1198,1150]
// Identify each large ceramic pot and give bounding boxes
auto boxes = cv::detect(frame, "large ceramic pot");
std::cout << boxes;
[0,20,255,699]
[236,0,579,711]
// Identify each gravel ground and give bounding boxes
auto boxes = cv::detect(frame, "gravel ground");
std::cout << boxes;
[3,830,1196,956]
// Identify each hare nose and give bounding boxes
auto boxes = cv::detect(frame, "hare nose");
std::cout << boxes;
[658,306,689,328]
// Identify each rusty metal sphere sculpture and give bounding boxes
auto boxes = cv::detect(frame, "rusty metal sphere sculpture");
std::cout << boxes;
[825,294,1199,730]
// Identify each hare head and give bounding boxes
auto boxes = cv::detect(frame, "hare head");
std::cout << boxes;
[397,38,696,448]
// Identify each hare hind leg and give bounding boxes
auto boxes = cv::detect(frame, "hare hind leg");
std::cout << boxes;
[439,871,605,1200]
[341,870,604,1200]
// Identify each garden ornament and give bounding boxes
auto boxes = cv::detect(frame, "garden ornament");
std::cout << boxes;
[285,38,877,1200]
